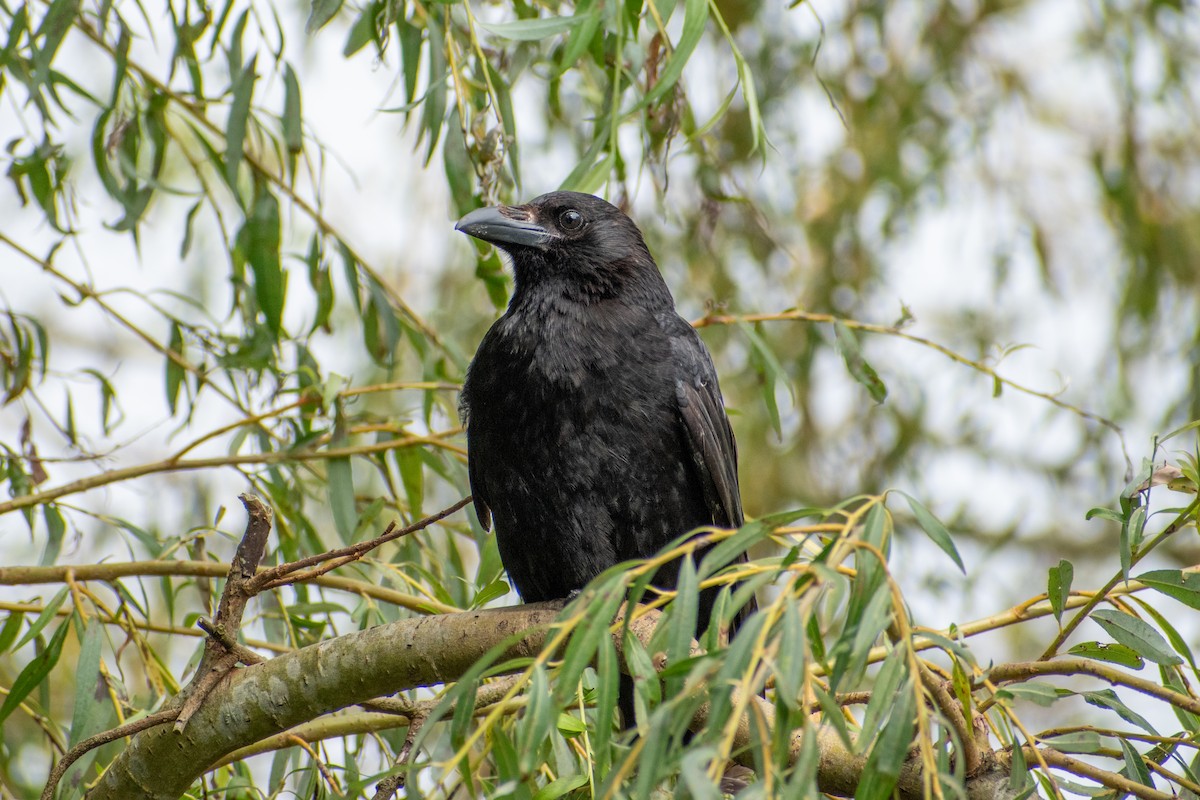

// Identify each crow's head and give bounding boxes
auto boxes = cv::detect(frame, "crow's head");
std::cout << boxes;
[456,192,669,304]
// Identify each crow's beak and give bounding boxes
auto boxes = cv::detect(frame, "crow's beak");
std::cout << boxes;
[455,206,552,249]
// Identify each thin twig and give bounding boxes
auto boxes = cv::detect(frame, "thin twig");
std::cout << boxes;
[694,308,1130,465]
[251,496,472,591]
[0,429,461,516]
[988,658,1200,715]
[1039,497,1199,660]
[41,710,179,800]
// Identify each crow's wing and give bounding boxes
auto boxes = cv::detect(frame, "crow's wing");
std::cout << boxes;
[668,322,743,529]
[459,387,493,531]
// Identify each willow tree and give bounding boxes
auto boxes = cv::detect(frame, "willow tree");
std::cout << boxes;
[1,0,1198,798]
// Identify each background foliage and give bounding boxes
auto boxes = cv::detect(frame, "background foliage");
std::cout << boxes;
[0,0,1198,796]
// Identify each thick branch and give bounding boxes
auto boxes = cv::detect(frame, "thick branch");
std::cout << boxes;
[86,603,565,800]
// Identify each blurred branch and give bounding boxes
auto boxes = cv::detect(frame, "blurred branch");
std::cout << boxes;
[0,428,462,516]
[0,560,460,615]
[694,309,1130,468]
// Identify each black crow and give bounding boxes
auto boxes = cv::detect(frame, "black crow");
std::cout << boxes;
[456,191,749,724]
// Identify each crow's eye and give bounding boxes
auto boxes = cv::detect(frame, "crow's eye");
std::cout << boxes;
[559,209,583,231]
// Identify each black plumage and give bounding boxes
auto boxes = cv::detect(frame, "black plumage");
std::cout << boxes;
[456,192,749,721]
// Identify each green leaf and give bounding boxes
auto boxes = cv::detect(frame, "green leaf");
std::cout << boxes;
[1118,738,1155,790]
[1080,689,1157,735]
[282,64,302,153]
[165,321,185,414]
[1091,609,1181,666]
[343,3,378,55]
[834,321,888,404]
[1085,507,1124,523]
[224,56,257,189]
[0,612,24,654]
[0,620,70,725]
[1067,641,1145,670]
[532,774,588,800]
[306,0,342,33]
[1135,569,1200,610]
[1127,595,1197,671]
[395,447,424,519]
[739,321,791,437]
[1119,504,1145,580]
[553,576,625,708]
[1040,731,1103,754]
[1048,559,1073,624]
[517,665,553,774]
[40,504,66,567]
[69,618,108,747]
[639,0,707,109]
[856,679,915,800]
[477,14,584,41]
[14,587,68,650]
[997,682,1063,707]
[327,407,356,544]
[243,190,285,336]
[554,713,587,737]
[899,492,964,573]
[859,649,906,753]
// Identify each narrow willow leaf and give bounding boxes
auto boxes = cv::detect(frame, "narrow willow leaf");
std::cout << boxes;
[419,12,446,165]
[40,504,65,567]
[0,613,24,654]
[68,618,106,747]
[518,665,553,774]
[1009,737,1031,791]
[739,321,790,437]
[225,55,257,189]
[476,14,583,41]
[1039,731,1103,754]
[640,0,706,109]
[997,682,1063,707]
[834,320,888,403]
[1119,504,1145,580]
[556,0,602,74]
[244,190,285,336]
[1092,609,1182,666]
[553,576,625,707]
[306,0,342,33]
[1127,595,1198,671]
[1084,507,1124,523]
[0,621,70,725]
[343,4,377,55]
[666,556,698,696]
[1067,641,1145,670]
[1135,569,1200,610]
[15,587,69,650]
[1119,738,1155,790]
[1081,689,1157,734]
[859,649,905,751]
[395,447,424,519]
[282,64,302,153]
[327,409,356,543]
[857,679,915,800]
[1048,559,1073,624]
[396,14,422,108]
[899,492,965,572]
[532,774,589,800]
[165,321,185,414]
